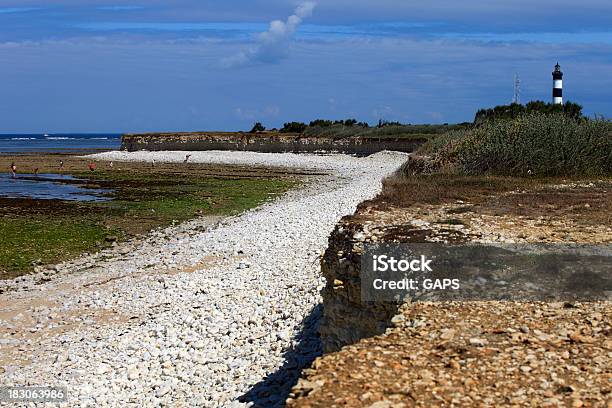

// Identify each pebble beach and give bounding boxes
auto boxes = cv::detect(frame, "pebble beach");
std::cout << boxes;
[0,150,408,407]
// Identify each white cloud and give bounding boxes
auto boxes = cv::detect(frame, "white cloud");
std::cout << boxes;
[0,7,40,14]
[221,1,316,67]
[235,105,281,121]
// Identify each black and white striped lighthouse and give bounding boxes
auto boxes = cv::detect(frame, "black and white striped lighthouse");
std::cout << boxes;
[552,62,563,105]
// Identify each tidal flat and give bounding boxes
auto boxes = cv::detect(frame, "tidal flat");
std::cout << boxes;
[0,154,298,279]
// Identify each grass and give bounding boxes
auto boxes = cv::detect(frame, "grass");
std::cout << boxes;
[302,123,468,140]
[350,113,612,247]
[0,168,296,279]
[412,113,612,177]
[84,171,295,225]
[0,219,113,274]
[366,174,539,209]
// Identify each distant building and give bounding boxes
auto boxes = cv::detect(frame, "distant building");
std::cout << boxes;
[552,63,563,105]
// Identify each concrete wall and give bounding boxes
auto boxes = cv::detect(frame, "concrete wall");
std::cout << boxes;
[121,132,423,156]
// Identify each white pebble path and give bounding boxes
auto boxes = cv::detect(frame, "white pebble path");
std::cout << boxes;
[0,151,408,407]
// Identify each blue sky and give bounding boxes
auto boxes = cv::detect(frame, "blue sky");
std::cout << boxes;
[0,1,611,133]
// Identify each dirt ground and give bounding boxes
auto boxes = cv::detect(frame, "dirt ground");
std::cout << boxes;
[289,175,611,407]
[359,176,612,244]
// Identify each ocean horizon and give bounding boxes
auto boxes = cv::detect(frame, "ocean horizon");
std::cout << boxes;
[0,133,122,154]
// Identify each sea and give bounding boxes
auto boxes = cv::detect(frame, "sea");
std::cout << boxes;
[0,173,113,202]
[0,133,121,154]
[0,133,121,201]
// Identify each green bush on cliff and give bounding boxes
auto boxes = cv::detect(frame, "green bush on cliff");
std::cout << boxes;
[308,118,362,128]
[411,113,612,177]
[302,123,469,140]
[275,118,469,138]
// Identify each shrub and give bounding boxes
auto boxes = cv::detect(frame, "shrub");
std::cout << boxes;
[474,101,584,124]
[302,122,467,140]
[308,118,360,128]
[415,113,611,177]
[249,122,266,133]
[378,119,403,127]
[309,119,334,128]
[280,122,307,133]
[278,119,469,138]
[416,130,466,156]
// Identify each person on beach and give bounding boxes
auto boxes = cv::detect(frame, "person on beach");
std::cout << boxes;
[184,154,191,163]
[59,160,64,171]
[34,168,39,175]
[10,162,16,178]
[88,162,96,172]
[109,161,114,169]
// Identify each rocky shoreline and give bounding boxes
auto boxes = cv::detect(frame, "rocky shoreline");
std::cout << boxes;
[0,151,408,407]
[289,177,612,407]
[120,132,423,156]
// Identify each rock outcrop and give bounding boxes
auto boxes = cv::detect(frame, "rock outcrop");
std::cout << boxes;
[121,132,424,156]
[292,178,612,407]
[319,219,401,353]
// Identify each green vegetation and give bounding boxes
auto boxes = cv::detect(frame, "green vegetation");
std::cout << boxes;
[258,117,470,139]
[249,122,266,133]
[303,123,469,140]
[0,219,113,275]
[273,117,470,140]
[0,169,295,278]
[307,118,368,128]
[95,172,294,221]
[474,101,584,124]
[410,113,611,177]
[280,121,308,133]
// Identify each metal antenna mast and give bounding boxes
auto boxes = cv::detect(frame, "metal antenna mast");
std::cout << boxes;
[512,73,521,104]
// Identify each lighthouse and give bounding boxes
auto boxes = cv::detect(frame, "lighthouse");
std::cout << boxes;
[552,63,563,105]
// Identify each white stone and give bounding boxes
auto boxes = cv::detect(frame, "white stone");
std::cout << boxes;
[0,150,408,407]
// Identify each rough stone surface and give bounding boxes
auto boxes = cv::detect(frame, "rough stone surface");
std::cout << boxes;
[318,179,612,353]
[289,301,612,408]
[120,132,423,156]
[0,150,408,407]
[291,177,612,407]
